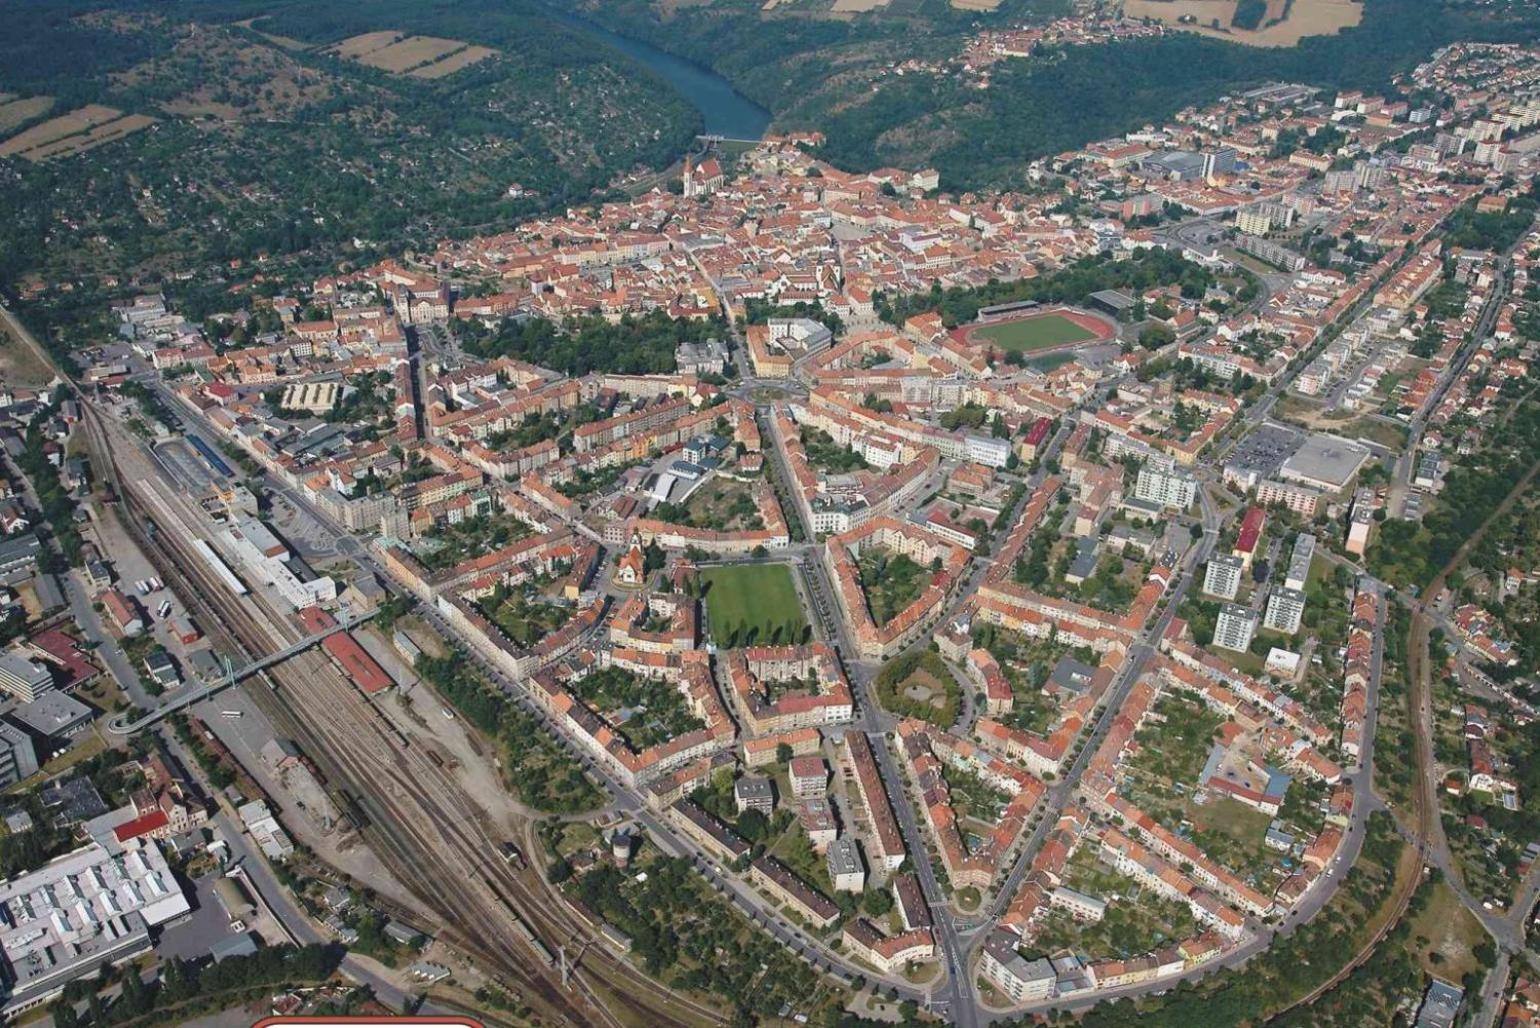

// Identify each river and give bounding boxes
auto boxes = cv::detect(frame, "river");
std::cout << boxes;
[549,10,771,141]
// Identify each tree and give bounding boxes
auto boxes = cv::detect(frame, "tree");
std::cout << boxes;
[1139,323,1176,350]
[776,742,794,764]
[737,808,769,843]
[862,889,894,916]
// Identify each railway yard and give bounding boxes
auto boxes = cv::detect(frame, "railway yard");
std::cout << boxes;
[81,400,725,1028]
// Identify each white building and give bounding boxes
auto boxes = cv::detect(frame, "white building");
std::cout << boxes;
[1346,488,1377,556]
[827,837,867,892]
[980,929,1057,1003]
[1203,555,1245,601]
[1256,478,1322,517]
[1284,533,1316,591]
[0,841,190,1015]
[964,434,1012,469]
[1264,587,1307,635]
[1050,886,1108,923]
[1134,460,1198,511]
[0,652,55,703]
[1214,603,1258,653]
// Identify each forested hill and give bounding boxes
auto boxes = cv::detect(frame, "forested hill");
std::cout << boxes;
[581,0,1540,191]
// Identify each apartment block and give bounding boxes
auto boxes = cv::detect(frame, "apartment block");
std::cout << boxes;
[1203,555,1245,601]
[1134,460,1198,511]
[1214,604,1258,653]
[1264,587,1307,635]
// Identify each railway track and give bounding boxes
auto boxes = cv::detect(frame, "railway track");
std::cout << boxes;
[84,404,724,1028]
[1281,462,1540,1015]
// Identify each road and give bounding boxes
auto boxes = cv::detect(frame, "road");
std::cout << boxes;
[1389,258,1509,519]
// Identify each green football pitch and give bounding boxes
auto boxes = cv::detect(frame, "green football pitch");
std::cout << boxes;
[972,313,1100,352]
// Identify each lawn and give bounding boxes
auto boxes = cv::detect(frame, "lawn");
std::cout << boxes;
[973,314,1099,353]
[1031,846,1199,959]
[1189,795,1274,876]
[1129,694,1224,785]
[701,563,809,647]
[563,855,840,1023]
[941,763,1009,826]
[1024,351,1079,373]
[767,821,837,898]
[485,595,571,648]
[415,512,532,570]
[1408,880,1490,982]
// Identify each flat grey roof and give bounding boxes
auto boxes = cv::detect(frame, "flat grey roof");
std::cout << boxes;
[1281,433,1371,490]
[10,691,93,736]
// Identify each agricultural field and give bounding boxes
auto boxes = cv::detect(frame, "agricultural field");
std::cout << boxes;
[970,312,1102,353]
[327,31,499,78]
[0,104,154,163]
[700,563,808,646]
[0,95,53,134]
[414,46,500,79]
[1124,0,1363,47]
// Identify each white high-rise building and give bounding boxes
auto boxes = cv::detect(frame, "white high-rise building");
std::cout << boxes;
[1135,460,1198,511]
[1264,587,1307,635]
[1203,555,1245,601]
[1214,604,1258,653]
